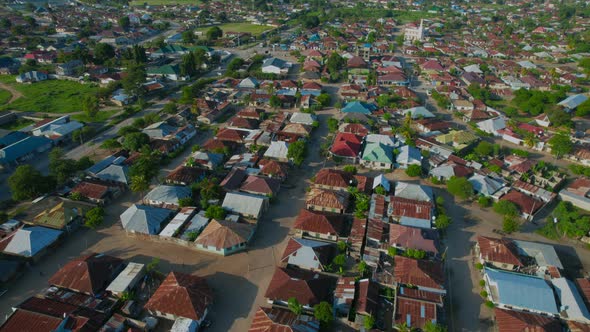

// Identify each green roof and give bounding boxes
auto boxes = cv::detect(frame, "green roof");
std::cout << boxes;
[362,142,394,164]
[147,64,181,75]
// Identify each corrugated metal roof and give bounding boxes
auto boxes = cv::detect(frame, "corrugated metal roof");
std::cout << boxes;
[552,278,590,323]
[2,226,62,257]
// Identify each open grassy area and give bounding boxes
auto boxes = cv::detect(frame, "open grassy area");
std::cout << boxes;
[0,79,100,114]
[130,0,201,6]
[0,89,11,105]
[197,23,274,36]
[72,109,120,123]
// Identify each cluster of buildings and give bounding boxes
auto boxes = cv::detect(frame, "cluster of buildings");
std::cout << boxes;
[0,253,215,332]
[476,236,590,331]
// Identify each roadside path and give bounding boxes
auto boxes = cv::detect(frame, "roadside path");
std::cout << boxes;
[0,82,22,103]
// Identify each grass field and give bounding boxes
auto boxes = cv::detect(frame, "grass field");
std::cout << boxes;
[0,79,100,114]
[72,109,120,123]
[197,23,274,36]
[130,0,201,6]
[0,88,11,105]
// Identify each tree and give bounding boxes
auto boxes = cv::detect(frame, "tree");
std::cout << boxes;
[436,213,451,230]
[205,205,226,219]
[85,207,105,229]
[123,132,150,151]
[288,297,303,316]
[146,257,160,272]
[163,102,178,114]
[122,63,146,97]
[316,93,331,107]
[364,315,376,330]
[374,186,387,195]
[446,176,473,199]
[182,30,195,44]
[288,141,307,166]
[130,175,150,198]
[101,138,122,150]
[49,147,80,184]
[388,246,397,257]
[206,26,223,42]
[548,133,573,158]
[178,197,195,207]
[423,321,448,332]
[327,118,339,132]
[313,301,333,325]
[478,196,491,207]
[93,43,115,65]
[405,164,422,177]
[474,141,493,157]
[358,260,369,277]
[502,215,520,234]
[8,165,55,201]
[493,200,519,216]
[118,16,130,30]
[343,165,357,174]
[333,254,346,267]
[82,95,99,119]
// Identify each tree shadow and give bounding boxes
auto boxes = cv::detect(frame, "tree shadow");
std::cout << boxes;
[205,272,258,332]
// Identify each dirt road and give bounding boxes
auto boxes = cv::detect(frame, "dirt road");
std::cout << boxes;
[0,82,22,104]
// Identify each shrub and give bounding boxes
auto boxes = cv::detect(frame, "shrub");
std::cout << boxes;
[405,164,422,177]
[480,290,488,298]
[485,301,495,308]
[343,165,357,174]
[493,200,519,216]
[479,280,486,287]
[446,176,473,199]
[502,215,520,234]
[478,196,491,208]
[475,263,484,270]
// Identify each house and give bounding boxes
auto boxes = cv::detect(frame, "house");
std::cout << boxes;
[494,308,561,332]
[435,130,479,150]
[355,279,380,319]
[258,159,289,181]
[389,224,438,254]
[222,192,269,220]
[394,256,445,294]
[401,106,435,119]
[293,209,347,242]
[281,237,335,272]
[145,272,213,326]
[314,168,356,192]
[394,296,438,330]
[477,117,506,136]
[248,307,320,332]
[334,277,356,315]
[429,162,473,181]
[56,60,84,76]
[71,180,122,204]
[26,198,95,232]
[512,240,563,276]
[262,57,290,75]
[189,151,224,170]
[16,71,48,83]
[106,262,146,297]
[330,133,363,163]
[552,278,590,324]
[32,116,83,143]
[396,145,422,169]
[475,236,523,271]
[96,164,130,186]
[468,173,504,196]
[166,166,207,186]
[265,266,335,309]
[499,190,543,220]
[147,64,187,81]
[341,101,376,115]
[394,182,433,202]
[144,185,192,209]
[558,94,588,112]
[120,204,174,235]
[0,135,53,165]
[0,226,62,261]
[361,142,394,170]
[483,267,558,315]
[240,176,281,197]
[559,178,590,211]
[48,253,124,295]
[306,188,349,214]
[263,141,290,162]
[194,219,254,255]
[388,197,434,229]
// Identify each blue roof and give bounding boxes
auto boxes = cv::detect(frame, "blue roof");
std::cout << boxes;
[0,131,28,148]
[0,136,52,163]
[86,155,117,175]
[400,216,431,229]
[484,267,558,314]
[558,94,588,110]
[341,101,376,115]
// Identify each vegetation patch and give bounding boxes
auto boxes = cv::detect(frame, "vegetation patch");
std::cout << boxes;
[0,88,11,105]
[196,23,273,36]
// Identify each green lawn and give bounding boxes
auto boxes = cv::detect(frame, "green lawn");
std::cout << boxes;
[197,23,274,36]
[0,80,100,114]
[130,0,201,6]
[72,109,120,123]
[0,88,11,105]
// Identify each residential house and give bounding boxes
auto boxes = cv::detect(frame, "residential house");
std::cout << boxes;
[262,57,290,75]
[189,151,224,170]
[240,176,281,197]
[0,135,53,165]
[499,190,544,220]
[330,133,363,163]
[469,173,504,197]
[293,209,347,242]
[120,204,174,235]
[396,145,422,169]
[361,142,394,170]
[494,308,561,332]
[401,106,435,119]
[106,262,146,297]
[394,182,433,202]
[248,307,320,332]
[32,116,83,143]
[258,159,289,181]
[48,253,124,295]
[265,266,335,309]
[306,188,349,214]
[71,180,123,204]
[222,192,269,220]
[314,168,356,192]
[0,226,62,261]
[144,185,192,209]
[194,219,254,255]
[475,236,523,271]
[483,267,558,315]
[281,237,335,272]
[389,224,438,255]
[558,94,588,112]
[341,101,376,115]
[56,60,84,76]
[477,117,506,136]
[559,178,590,211]
[394,256,446,294]
[166,166,207,186]
[334,277,356,315]
[388,197,434,229]
[16,71,48,83]
[355,279,380,322]
[552,278,590,324]
[145,272,213,327]
[263,141,290,162]
[26,198,95,232]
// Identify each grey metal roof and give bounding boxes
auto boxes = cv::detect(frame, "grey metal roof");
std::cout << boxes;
[97,164,130,185]
[512,240,563,269]
[552,277,590,323]
[222,192,267,217]
[145,185,191,206]
[3,226,62,257]
[120,204,173,235]
[558,94,588,110]
[394,182,433,202]
[485,267,558,314]
[469,173,504,196]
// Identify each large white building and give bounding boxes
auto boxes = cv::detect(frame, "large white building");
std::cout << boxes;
[404,19,425,42]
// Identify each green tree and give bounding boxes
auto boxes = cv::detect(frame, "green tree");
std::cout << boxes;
[364,315,375,330]
[288,141,307,166]
[436,213,451,230]
[478,196,491,208]
[358,260,369,276]
[93,43,115,65]
[313,301,333,325]
[474,141,493,157]
[182,30,195,44]
[423,321,448,332]
[446,176,473,199]
[118,16,130,30]
[548,133,573,158]
[178,197,195,207]
[493,200,519,216]
[333,254,347,267]
[205,205,226,219]
[85,207,105,229]
[316,93,331,107]
[206,26,223,42]
[101,138,122,150]
[82,95,99,119]
[288,297,303,316]
[8,165,55,201]
[502,215,520,234]
[130,175,150,198]
[388,246,398,257]
[327,118,339,132]
[146,257,160,272]
[49,147,80,184]
[405,164,422,177]
[123,132,150,151]
[343,165,357,174]
[122,63,146,97]
[269,95,281,109]
[163,102,178,114]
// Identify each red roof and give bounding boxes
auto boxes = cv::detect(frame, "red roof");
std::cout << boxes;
[389,196,433,220]
[476,236,523,267]
[48,253,123,295]
[394,256,444,290]
[294,209,346,236]
[494,308,561,332]
[394,297,437,329]
[144,272,213,321]
[389,224,438,254]
[0,309,63,332]
[248,307,319,332]
[339,123,369,136]
[302,81,323,90]
[355,279,380,315]
[215,128,248,143]
[314,168,356,189]
[258,159,288,179]
[576,278,590,308]
[71,181,109,200]
[398,287,443,305]
[264,267,334,306]
[331,133,362,158]
[500,190,543,215]
[280,237,334,267]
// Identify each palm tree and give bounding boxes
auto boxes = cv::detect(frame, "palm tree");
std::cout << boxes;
[523,132,538,148]
[130,175,150,202]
